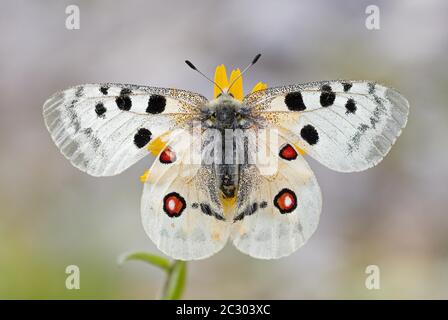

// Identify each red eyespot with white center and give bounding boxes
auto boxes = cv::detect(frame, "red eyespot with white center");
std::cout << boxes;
[273,188,297,214]
[163,192,186,217]
[159,146,176,164]
[279,144,298,161]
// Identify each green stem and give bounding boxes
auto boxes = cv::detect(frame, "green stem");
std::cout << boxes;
[120,252,187,300]
[121,252,171,272]
[161,260,187,300]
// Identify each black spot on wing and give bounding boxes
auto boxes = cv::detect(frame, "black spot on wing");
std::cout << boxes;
[134,128,152,148]
[284,92,306,111]
[234,202,258,222]
[342,82,352,92]
[200,203,225,221]
[260,201,268,208]
[100,86,109,95]
[300,124,319,145]
[95,102,106,117]
[116,96,132,111]
[120,88,132,95]
[146,94,166,114]
[345,99,357,114]
[116,88,132,111]
[320,85,335,107]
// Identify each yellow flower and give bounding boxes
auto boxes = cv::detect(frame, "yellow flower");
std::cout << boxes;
[213,64,267,101]
[140,169,150,183]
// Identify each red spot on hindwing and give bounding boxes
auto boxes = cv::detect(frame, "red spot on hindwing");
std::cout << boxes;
[273,188,297,214]
[279,144,298,160]
[163,192,186,217]
[159,146,176,164]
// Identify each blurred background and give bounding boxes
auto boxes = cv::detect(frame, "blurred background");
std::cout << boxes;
[1,0,447,299]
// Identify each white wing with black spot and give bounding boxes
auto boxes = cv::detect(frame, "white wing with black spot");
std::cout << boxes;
[231,137,321,259]
[43,83,207,176]
[244,81,409,172]
[141,131,231,261]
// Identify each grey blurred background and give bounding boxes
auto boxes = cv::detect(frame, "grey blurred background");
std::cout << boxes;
[1,0,447,299]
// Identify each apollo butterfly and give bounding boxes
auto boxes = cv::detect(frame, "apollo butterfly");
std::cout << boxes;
[43,55,409,260]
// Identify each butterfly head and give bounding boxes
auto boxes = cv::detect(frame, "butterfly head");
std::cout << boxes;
[185,56,267,129]
[202,95,249,129]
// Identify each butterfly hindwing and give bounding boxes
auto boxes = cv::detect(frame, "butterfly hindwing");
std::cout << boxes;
[244,80,409,172]
[231,137,321,259]
[140,132,231,260]
[43,83,207,176]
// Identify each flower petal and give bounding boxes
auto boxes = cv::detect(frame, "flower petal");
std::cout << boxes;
[140,169,150,183]
[229,68,243,101]
[147,131,170,156]
[251,81,268,93]
[214,64,229,98]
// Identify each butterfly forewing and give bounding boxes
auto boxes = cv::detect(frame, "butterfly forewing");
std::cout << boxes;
[43,83,207,176]
[244,80,409,172]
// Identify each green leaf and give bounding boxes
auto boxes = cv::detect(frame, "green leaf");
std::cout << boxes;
[162,261,187,300]
[119,252,171,272]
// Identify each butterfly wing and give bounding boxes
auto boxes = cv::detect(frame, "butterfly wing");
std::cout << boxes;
[231,135,321,259]
[141,131,230,260]
[244,81,409,172]
[43,83,207,176]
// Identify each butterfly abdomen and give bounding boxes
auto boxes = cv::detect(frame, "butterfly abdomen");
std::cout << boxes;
[218,164,238,198]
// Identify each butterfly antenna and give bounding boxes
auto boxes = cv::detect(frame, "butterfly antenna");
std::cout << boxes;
[227,53,261,92]
[185,60,224,94]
